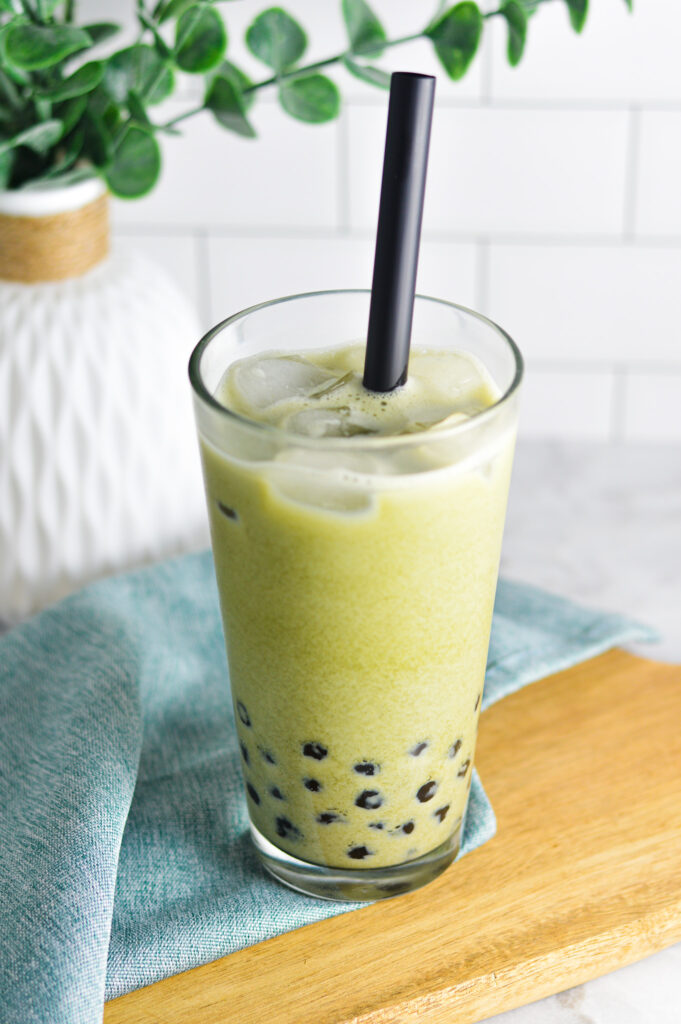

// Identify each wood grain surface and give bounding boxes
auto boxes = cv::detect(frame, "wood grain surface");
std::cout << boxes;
[105,650,681,1024]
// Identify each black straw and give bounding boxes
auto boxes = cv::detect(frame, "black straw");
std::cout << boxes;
[363,72,436,393]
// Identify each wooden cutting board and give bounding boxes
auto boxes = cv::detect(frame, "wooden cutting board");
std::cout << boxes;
[105,650,681,1024]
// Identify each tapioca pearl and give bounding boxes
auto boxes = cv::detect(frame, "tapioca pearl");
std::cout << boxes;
[457,759,471,778]
[260,748,276,765]
[355,790,383,810]
[416,780,438,803]
[270,786,285,801]
[240,741,249,765]
[434,805,450,823]
[237,701,251,727]
[302,741,327,760]
[409,741,428,757]
[217,500,238,521]
[303,777,322,792]
[448,739,462,759]
[317,811,345,824]
[246,782,260,805]
[275,816,302,840]
[368,822,385,830]
[354,761,379,776]
[347,845,373,860]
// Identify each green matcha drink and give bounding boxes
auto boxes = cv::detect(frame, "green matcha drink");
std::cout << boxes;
[190,290,522,899]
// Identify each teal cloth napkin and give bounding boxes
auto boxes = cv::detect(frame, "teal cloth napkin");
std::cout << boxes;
[0,551,653,1023]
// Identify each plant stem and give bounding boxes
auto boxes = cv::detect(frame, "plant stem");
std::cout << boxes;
[161,104,204,130]
[19,1,41,24]
[242,32,423,95]
[157,0,562,136]
[64,0,75,23]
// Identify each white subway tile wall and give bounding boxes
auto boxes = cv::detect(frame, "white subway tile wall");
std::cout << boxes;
[106,0,681,440]
[623,372,681,442]
[205,236,479,323]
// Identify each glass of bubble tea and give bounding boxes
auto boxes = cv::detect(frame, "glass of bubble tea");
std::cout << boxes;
[189,289,522,901]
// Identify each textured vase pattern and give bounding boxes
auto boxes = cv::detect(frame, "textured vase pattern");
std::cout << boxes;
[0,249,208,620]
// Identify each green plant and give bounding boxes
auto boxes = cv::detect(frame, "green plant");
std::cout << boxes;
[0,0,632,198]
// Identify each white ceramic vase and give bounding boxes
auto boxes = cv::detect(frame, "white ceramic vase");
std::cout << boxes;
[0,180,208,621]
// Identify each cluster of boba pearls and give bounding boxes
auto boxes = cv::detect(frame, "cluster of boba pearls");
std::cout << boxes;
[235,697,476,863]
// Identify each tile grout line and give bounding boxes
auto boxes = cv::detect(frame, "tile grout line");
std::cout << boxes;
[194,230,212,329]
[474,239,490,313]
[622,105,641,241]
[332,95,681,112]
[336,107,351,236]
[113,224,681,248]
[480,23,493,106]
[609,364,628,442]
[530,359,681,373]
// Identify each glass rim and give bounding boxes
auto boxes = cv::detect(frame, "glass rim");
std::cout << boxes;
[188,288,524,451]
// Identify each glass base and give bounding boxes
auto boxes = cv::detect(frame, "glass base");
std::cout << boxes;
[250,820,461,902]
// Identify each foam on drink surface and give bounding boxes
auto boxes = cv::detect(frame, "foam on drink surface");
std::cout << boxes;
[217,343,499,439]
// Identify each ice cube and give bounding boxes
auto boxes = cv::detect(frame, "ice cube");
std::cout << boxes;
[284,406,380,439]
[274,445,389,478]
[409,351,488,405]
[398,405,468,434]
[267,463,375,513]
[230,355,338,413]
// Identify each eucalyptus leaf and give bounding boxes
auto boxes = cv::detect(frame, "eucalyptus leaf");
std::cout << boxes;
[246,7,307,73]
[342,56,390,89]
[40,127,84,177]
[205,72,256,138]
[59,126,85,168]
[342,0,386,57]
[175,4,227,73]
[425,2,483,81]
[207,59,256,111]
[4,23,92,71]
[0,119,62,156]
[138,12,174,61]
[0,60,30,88]
[38,61,103,102]
[35,0,61,16]
[106,125,161,198]
[0,67,21,109]
[499,1,527,66]
[82,111,111,167]
[0,148,14,188]
[158,0,196,22]
[34,97,52,121]
[57,93,88,135]
[565,0,588,32]
[6,147,48,190]
[278,73,340,124]
[87,85,122,136]
[104,44,174,106]
[81,23,120,46]
[21,167,99,190]
[127,89,152,129]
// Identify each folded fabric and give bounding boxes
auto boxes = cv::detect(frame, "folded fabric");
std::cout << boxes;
[0,551,654,1024]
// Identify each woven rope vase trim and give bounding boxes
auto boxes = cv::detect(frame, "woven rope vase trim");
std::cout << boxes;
[0,192,109,283]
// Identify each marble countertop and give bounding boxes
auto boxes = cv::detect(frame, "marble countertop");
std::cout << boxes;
[489,438,681,1024]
